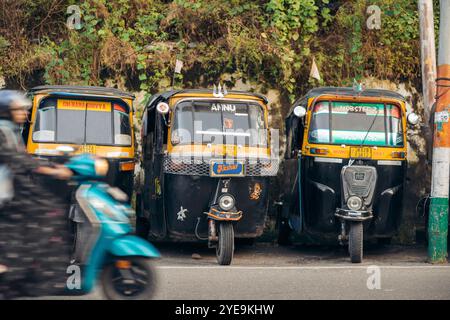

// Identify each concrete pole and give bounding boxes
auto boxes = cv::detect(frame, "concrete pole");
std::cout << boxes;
[428,0,450,263]
[418,0,437,124]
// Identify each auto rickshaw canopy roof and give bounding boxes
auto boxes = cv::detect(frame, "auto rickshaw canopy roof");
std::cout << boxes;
[289,86,407,116]
[29,85,135,100]
[145,89,268,111]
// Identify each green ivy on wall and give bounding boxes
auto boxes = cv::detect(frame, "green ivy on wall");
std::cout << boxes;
[0,0,435,106]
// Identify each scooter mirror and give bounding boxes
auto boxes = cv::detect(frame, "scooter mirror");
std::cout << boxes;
[293,106,307,118]
[407,112,420,125]
[56,145,75,155]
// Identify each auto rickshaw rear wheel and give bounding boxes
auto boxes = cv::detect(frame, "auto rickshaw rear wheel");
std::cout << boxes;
[101,257,156,300]
[216,222,234,265]
[348,222,363,263]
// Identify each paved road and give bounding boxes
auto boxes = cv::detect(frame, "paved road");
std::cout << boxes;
[38,243,450,300]
[151,265,450,300]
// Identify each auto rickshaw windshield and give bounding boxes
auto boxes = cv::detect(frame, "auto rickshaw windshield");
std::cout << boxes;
[308,101,404,147]
[171,100,267,147]
[32,97,132,146]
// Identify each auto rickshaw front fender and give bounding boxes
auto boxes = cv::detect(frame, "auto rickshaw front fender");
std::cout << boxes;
[109,235,161,258]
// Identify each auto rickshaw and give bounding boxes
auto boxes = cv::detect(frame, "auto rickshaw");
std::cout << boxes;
[136,87,278,265]
[279,86,419,263]
[24,85,136,198]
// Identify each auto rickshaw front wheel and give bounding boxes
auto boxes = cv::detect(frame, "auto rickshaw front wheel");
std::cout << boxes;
[216,222,235,265]
[101,257,156,300]
[348,222,363,263]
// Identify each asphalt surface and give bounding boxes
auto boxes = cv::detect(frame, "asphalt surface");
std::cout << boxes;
[37,242,450,300]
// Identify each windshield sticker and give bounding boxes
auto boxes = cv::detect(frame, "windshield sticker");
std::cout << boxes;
[57,99,85,110]
[224,118,234,129]
[310,129,388,145]
[57,99,111,112]
[332,105,382,115]
[211,103,236,112]
[313,102,384,115]
[86,101,111,112]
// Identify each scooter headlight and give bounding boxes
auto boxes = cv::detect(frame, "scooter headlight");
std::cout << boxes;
[218,194,235,211]
[347,196,363,211]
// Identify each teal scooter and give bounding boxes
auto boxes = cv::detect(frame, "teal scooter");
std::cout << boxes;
[61,147,160,299]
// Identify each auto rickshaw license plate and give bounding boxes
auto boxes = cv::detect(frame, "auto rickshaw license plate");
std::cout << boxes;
[210,160,245,177]
[350,147,372,159]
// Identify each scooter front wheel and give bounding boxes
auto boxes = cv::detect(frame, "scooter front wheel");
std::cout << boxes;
[216,222,234,265]
[101,257,156,300]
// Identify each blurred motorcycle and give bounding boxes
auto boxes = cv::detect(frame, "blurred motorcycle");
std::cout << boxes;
[61,146,160,299]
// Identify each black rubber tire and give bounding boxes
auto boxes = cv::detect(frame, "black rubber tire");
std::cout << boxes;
[216,222,234,265]
[101,257,156,300]
[277,219,292,246]
[136,217,150,239]
[349,222,363,263]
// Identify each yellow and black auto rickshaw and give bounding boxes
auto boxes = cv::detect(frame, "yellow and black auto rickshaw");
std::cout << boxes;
[279,87,419,263]
[136,87,278,265]
[24,85,136,198]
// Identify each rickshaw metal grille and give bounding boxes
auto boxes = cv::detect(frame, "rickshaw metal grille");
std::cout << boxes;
[341,165,377,206]
[163,156,279,177]
[350,185,370,197]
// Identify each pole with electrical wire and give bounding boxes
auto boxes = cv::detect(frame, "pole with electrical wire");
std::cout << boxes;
[428,0,450,263]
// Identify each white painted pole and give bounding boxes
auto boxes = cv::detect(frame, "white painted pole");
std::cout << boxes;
[418,0,437,124]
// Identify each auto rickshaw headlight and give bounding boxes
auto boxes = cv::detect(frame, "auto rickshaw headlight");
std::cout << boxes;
[347,196,363,211]
[218,194,235,211]
[407,112,420,125]
[95,159,109,176]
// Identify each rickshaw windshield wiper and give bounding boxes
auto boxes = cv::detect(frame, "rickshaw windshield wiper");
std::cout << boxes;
[348,108,380,167]
[359,109,380,148]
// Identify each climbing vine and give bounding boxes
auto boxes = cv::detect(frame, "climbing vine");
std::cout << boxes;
[0,0,439,105]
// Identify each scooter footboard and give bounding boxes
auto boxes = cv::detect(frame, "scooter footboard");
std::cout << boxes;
[109,235,161,258]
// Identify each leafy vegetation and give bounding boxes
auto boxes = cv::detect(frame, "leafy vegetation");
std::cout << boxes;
[0,0,440,106]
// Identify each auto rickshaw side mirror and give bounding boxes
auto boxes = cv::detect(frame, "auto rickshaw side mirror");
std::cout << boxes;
[407,112,420,126]
[156,102,170,115]
[293,106,307,118]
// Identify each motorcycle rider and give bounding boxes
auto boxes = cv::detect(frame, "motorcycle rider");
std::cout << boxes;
[0,90,73,299]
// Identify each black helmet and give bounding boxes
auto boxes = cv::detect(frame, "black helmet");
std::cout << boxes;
[0,90,31,119]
